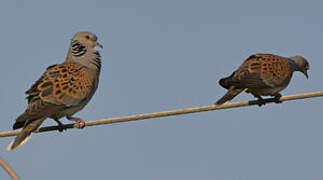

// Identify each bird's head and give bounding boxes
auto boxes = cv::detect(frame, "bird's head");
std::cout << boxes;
[290,56,309,79]
[66,32,103,71]
[71,32,102,50]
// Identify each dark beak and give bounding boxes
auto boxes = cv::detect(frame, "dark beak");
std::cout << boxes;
[302,70,309,79]
[96,42,103,49]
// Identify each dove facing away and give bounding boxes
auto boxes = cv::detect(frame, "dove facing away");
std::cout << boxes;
[8,32,103,151]
[216,54,309,106]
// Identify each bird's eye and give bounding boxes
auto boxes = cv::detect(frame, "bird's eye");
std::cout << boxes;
[85,35,90,40]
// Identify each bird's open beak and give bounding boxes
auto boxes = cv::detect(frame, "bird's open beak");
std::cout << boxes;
[96,42,103,49]
[302,70,309,79]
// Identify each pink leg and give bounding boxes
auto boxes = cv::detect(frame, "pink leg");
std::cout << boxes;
[66,116,86,129]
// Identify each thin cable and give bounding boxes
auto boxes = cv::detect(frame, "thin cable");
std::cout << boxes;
[0,91,322,138]
[0,157,20,180]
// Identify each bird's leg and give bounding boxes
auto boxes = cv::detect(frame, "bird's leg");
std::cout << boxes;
[273,93,282,104]
[66,116,86,129]
[54,118,66,132]
[255,95,266,106]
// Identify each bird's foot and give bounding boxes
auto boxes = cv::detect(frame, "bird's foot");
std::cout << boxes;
[58,125,67,132]
[257,100,266,107]
[54,119,67,132]
[273,94,282,104]
[67,116,86,129]
[255,96,266,107]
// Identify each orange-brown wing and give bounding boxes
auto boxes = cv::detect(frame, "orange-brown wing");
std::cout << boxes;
[257,54,292,87]
[221,54,272,89]
[27,63,95,107]
[220,54,292,89]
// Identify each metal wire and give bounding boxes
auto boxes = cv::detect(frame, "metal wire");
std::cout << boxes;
[0,91,322,138]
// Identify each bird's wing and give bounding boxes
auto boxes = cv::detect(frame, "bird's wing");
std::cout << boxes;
[224,54,291,89]
[14,63,95,128]
[26,62,95,106]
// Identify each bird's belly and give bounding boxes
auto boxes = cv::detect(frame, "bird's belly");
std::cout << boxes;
[248,86,286,96]
[62,105,85,116]
[50,86,97,120]
[50,103,87,120]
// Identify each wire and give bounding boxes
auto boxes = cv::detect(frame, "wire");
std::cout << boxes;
[0,91,322,138]
[0,157,20,180]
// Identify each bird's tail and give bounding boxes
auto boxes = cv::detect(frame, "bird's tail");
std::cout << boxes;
[216,87,247,105]
[7,118,45,151]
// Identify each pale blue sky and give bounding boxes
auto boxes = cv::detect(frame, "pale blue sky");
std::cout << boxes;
[0,0,322,179]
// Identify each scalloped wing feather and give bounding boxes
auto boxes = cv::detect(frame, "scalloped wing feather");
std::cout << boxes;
[222,54,292,89]
[27,63,95,107]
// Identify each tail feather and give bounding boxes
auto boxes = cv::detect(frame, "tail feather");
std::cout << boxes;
[7,118,45,151]
[7,133,32,151]
[14,111,41,129]
[216,87,247,105]
[13,121,25,130]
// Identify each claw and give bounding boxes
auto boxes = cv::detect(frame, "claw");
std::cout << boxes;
[257,101,266,107]
[58,126,67,132]
[274,94,283,104]
[255,95,266,107]
[66,116,86,129]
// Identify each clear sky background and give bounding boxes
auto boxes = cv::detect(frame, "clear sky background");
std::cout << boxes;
[0,0,322,179]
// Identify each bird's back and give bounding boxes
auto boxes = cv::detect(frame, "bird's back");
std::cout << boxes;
[219,54,293,90]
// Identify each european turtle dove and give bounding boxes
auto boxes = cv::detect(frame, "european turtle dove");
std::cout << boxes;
[216,54,309,105]
[8,32,103,151]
